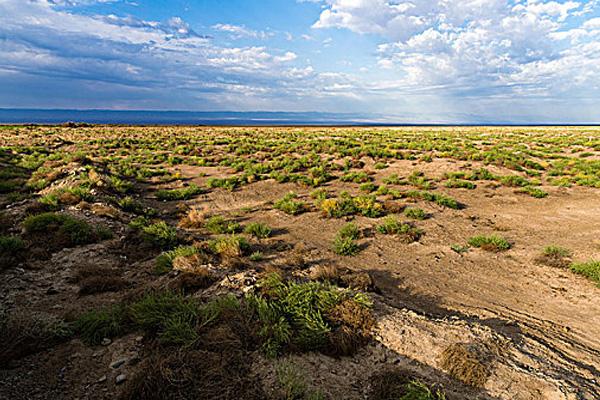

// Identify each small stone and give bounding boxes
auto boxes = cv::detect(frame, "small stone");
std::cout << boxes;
[115,374,127,385]
[110,358,127,369]
[101,338,111,346]
[46,287,59,295]
[97,375,107,383]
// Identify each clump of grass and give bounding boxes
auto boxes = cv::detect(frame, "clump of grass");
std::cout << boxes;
[445,179,476,189]
[247,273,372,357]
[155,245,203,275]
[403,207,427,220]
[360,182,378,193]
[244,222,272,239]
[405,190,461,209]
[0,235,25,257]
[156,184,203,201]
[276,361,325,400]
[517,186,548,198]
[382,174,403,185]
[499,175,531,187]
[467,235,511,252]
[320,192,384,218]
[23,212,112,247]
[340,171,372,183]
[204,215,241,234]
[140,221,178,249]
[209,234,250,258]
[535,245,571,268]
[207,176,243,191]
[570,260,600,286]
[75,305,129,345]
[338,222,360,240]
[1,311,73,365]
[451,244,469,254]
[439,343,489,388]
[274,192,306,215]
[118,196,147,215]
[369,369,446,400]
[377,217,423,243]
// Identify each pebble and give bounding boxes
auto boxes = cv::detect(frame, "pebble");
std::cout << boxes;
[97,375,107,383]
[115,374,127,385]
[101,338,111,346]
[110,358,127,369]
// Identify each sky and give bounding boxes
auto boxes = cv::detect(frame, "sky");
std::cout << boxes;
[1,0,600,123]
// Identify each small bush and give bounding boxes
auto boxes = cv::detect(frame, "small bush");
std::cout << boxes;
[247,273,372,357]
[369,369,446,400]
[274,192,306,215]
[141,221,178,249]
[23,212,112,247]
[332,235,360,256]
[209,235,250,258]
[468,235,511,252]
[570,260,600,286]
[518,186,548,198]
[155,245,202,275]
[204,215,241,234]
[445,179,476,189]
[340,171,372,183]
[338,222,360,240]
[377,217,423,242]
[0,235,25,257]
[244,222,272,239]
[156,184,203,201]
[276,361,325,400]
[403,207,427,220]
[440,343,488,387]
[320,192,357,218]
[75,305,129,345]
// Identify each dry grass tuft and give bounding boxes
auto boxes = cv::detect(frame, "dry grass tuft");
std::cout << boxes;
[168,270,215,293]
[439,343,489,387]
[178,207,208,230]
[119,349,265,400]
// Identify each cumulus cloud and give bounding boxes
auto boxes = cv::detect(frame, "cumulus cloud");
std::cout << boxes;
[0,0,331,110]
[313,0,600,100]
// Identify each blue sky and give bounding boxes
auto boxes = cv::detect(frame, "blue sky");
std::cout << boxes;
[1,0,600,123]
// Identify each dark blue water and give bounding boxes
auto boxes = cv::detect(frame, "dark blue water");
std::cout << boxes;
[0,109,382,126]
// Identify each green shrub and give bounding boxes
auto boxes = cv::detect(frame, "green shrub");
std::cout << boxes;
[207,176,243,191]
[445,179,476,189]
[518,186,548,198]
[376,217,422,242]
[499,175,531,187]
[209,234,250,257]
[320,192,357,218]
[360,182,378,193]
[332,235,360,256]
[155,245,202,275]
[352,195,384,218]
[276,361,325,400]
[244,222,272,239]
[403,207,426,220]
[129,291,199,344]
[204,215,241,234]
[75,305,129,345]
[141,221,178,249]
[570,260,600,286]
[274,192,306,215]
[338,222,360,240]
[382,174,403,185]
[247,273,371,357]
[0,235,25,256]
[156,184,203,201]
[543,245,571,258]
[23,212,112,246]
[340,171,371,183]
[468,235,511,252]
